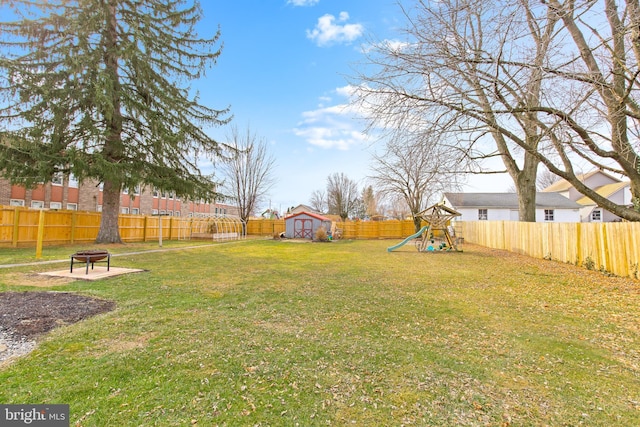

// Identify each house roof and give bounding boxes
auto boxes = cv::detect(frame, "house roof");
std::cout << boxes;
[290,204,317,213]
[575,181,630,206]
[443,192,581,209]
[285,211,332,222]
[542,170,623,192]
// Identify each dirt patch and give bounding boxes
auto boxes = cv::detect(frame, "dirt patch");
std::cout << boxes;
[4,272,75,288]
[0,291,115,341]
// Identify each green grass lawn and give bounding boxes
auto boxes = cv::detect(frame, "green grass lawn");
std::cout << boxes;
[1,239,638,426]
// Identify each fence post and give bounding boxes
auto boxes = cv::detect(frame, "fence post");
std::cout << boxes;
[142,215,148,242]
[35,209,45,259]
[169,216,174,240]
[12,208,20,248]
[70,211,77,244]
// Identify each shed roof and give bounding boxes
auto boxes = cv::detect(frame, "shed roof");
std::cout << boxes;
[444,192,581,209]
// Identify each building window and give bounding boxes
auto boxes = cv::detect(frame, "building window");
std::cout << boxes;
[9,199,25,207]
[591,209,602,222]
[159,210,166,215]
[174,211,180,217]
[133,185,140,195]
[49,202,62,210]
[97,205,102,212]
[52,172,63,186]
[131,208,139,215]
[478,209,488,220]
[121,207,129,214]
[31,200,44,209]
[544,209,555,221]
[152,187,159,198]
[67,203,77,211]
[152,209,158,215]
[68,174,78,188]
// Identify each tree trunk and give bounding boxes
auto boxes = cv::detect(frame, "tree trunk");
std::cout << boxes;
[96,180,122,243]
[413,215,422,234]
[95,0,123,244]
[515,153,539,222]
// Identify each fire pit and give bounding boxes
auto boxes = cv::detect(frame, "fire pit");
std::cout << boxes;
[70,250,111,274]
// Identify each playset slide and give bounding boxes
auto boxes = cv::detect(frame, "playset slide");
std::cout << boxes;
[387,225,429,252]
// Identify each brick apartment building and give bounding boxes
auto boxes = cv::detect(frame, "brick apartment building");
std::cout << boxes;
[0,175,239,217]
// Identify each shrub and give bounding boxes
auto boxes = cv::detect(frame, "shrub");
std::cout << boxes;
[315,226,329,242]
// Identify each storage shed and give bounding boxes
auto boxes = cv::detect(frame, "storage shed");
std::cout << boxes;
[284,211,332,239]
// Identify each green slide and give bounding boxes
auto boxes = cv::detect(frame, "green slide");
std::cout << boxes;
[387,225,429,252]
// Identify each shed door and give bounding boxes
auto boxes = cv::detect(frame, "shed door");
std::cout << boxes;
[294,219,313,239]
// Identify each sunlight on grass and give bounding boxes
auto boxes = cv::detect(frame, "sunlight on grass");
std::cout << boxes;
[1,239,638,425]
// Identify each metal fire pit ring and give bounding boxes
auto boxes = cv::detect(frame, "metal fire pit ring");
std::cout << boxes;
[70,250,111,274]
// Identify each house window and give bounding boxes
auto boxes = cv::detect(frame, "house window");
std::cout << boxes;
[10,199,25,207]
[152,209,158,215]
[544,209,555,221]
[31,200,44,209]
[97,205,102,212]
[591,209,602,222]
[52,172,63,186]
[68,174,78,188]
[131,208,140,215]
[67,203,77,211]
[133,185,140,195]
[174,211,180,217]
[49,202,62,210]
[478,209,488,220]
[152,187,159,198]
[121,207,129,214]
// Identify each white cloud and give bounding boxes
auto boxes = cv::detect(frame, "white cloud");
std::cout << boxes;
[293,87,370,150]
[360,38,410,54]
[306,12,364,47]
[287,0,319,6]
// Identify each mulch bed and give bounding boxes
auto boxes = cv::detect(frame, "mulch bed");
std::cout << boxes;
[0,292,115,341]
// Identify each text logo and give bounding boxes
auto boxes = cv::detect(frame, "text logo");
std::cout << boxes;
[0,405,69,427]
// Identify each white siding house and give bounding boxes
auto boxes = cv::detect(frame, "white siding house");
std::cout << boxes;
[542,170,631,222]
[443,192,581,222]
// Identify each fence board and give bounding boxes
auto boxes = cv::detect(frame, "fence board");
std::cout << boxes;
[462,220,640,279]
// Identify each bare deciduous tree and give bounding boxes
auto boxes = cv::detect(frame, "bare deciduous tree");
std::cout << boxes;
[326,172,360,221]
[222,126,276,228]
[353,0,561,221]
[370,131,462,232]
[309,189,327,213]
[355,0,640,221]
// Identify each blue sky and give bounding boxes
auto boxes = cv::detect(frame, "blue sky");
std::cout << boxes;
[193,0,509,213]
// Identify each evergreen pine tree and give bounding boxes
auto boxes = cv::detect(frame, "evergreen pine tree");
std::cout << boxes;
[0,0,230,242]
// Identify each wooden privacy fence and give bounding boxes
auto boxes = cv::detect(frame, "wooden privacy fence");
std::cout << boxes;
[0,207,244,247]
[463,220,640,279]
[244,219,418,239]
[2,209,637,279]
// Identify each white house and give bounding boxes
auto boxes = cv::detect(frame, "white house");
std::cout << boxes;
[542,170,632,222]
[443,192,581,222]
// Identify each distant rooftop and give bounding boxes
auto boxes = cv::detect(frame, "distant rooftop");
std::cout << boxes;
[443,192,581,209]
